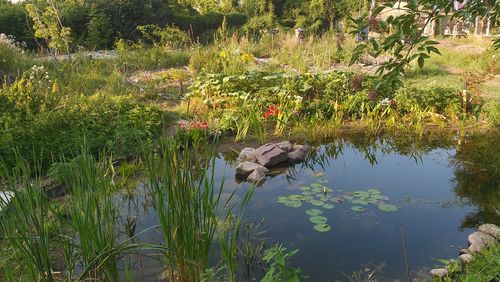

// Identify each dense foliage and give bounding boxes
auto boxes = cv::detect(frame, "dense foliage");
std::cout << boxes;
[186,71,470,140]
[0,64,166,170]
[0,0,367,51]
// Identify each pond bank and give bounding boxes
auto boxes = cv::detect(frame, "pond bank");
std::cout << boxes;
[430,224,500,280]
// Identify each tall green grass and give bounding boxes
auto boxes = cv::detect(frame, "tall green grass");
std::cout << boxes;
[0,137,255,281]
[145,138,253,281]
[0,156,54,282]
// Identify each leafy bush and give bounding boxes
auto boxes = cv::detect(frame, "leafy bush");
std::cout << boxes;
[483,100,500,128]
[0,67,166,170]
[0,33,28,76]
[137,24,191,50]
[116,39,190,71]
[187,71,375,137]
[394,86,462,117]
[189,45,256,75]
[86,12,114,49]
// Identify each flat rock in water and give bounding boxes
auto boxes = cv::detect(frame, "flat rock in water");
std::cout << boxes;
[430,268,448,278]
[247,167,267,183]
[468,231,496,253]
[276,141,293,152]
[478,224,500,240]
[238,147,256,162]
[0,191,14,212]
[254,143,289,167]
[235,162,268,176]
[288,145,308,162]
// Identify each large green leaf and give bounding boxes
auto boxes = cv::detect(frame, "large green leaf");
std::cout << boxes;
[378,204,398,212]
[351,206,364,212]
[309,216,328,224]
[322,203,334,209]
[283,200,302,208]
[305,209,322,216]
[313,223,331,232]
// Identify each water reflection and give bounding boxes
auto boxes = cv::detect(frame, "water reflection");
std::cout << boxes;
[451,132,500,228]
[115,131,499,280]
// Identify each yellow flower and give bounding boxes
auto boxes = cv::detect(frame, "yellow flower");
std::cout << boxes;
[219,50,227,59]
[240,53,255,63]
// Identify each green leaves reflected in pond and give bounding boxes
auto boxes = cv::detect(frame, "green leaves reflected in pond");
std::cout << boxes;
[276,180,401,232]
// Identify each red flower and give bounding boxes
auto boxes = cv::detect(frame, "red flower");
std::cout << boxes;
[189,121,209,129]
[262,104,280,119]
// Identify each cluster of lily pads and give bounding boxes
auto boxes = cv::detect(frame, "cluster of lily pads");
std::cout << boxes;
[276,178,399,233]
[347,189,398,212]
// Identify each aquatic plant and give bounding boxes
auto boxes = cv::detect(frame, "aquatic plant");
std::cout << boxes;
[261,244,302,282]
[145,138,254,281]
[276,178,400,232]
[0,157,54,281]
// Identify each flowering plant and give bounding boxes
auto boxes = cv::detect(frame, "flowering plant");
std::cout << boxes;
[262,105,280,119]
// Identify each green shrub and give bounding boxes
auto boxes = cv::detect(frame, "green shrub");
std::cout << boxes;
[394,86,461,117]
[0,68,166,170]
[86,12,114,49]
[116,39,190,71]
[137,24,191,50]
[0,33,28,76]
[483,100,500,128]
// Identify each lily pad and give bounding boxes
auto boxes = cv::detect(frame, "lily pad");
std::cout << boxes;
[353,191,369,198]
[352,199,369,206]
[315,193,325,198]
[367,198,379,204]
[309,216,328,224]
[310,183,323,188]
[318,179,329,184]
[305,209,322,216]
[319,196,329,202]
[288,194,305,201]
[313,172,325,177]
[300,186,311,191]
[284,200,302,208]
[302,191,314,196]
[369,194,384,200]
[331,197,344,203]
[351,206,364,212]
[313,223,331,232]
[322,203,334,209]
[311,187,323,193]
[311,200,325,207]
[368,189,381,194]
[277,197,288,204]
[378,204,398,212]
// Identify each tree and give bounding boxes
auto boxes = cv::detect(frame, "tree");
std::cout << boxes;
[86,12,113,49]
[26,2,72,56]
[349,0,499,90]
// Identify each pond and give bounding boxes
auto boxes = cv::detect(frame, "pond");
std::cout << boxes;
[113,132,499,281]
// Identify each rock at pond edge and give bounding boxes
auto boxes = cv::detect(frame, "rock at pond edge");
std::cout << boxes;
[235,162,268,176]
[468,231,496,253]
[478,224,500,240]
[254,143,289,167]
[238,147,256,162]
[430,268,448,278]
[288,145,308,162]
[246,167,267,183]
[276,141,293,152]
[458,254,473,264]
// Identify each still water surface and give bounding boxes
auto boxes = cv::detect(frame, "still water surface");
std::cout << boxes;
[115,133,499,281]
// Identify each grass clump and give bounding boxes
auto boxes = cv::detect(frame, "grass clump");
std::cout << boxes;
[457,244,500,282]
